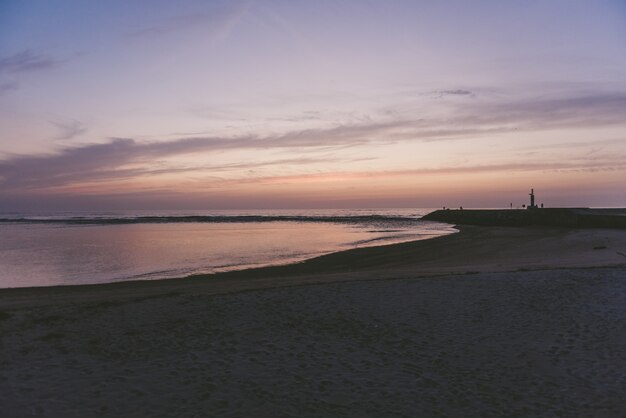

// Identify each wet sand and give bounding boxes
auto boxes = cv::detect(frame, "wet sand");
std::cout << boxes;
[1,226,626,416]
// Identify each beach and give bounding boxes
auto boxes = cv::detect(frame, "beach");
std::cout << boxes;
[1,225,626,416]
[4,1,626,416]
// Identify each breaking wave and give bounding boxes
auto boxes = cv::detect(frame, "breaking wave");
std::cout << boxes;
[0,214,423,225]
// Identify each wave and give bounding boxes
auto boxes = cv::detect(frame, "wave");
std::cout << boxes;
[349,232,447,246]
[0,214,424,225]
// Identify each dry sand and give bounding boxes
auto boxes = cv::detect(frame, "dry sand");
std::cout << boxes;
[1,226,626,416]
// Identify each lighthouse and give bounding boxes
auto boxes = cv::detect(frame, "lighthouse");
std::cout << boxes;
[528,188,537,209]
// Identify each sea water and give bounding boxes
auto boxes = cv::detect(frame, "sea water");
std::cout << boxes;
[0,209,455,288]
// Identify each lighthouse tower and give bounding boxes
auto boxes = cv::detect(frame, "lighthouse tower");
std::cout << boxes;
[528,188,537,209]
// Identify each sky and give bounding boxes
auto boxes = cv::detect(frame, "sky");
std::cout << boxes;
[1,0,625,210]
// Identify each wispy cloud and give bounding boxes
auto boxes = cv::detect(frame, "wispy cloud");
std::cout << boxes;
[0,50,58,74]
[0,81,18,95]
[434,89,475,98]
[469,92,626,129]
[265,110,324,123]
[215,159,626,187]
[127,1,250,39]
[0,50,68,95]
[0,135,369,191]
[1,90,625,194]
[0,129,373,192]
[515,137,625,152]
[50,119,87,140]
[0,127,378,191]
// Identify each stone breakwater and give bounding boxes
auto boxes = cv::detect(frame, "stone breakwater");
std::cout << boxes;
[423,208,626,229]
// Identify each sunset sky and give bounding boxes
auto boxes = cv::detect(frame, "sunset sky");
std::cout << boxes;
[1,0,625,210]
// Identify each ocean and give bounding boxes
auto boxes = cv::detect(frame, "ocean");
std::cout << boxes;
[0,209,455,288]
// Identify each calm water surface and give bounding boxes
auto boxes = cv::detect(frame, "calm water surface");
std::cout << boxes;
[0,209,455,288]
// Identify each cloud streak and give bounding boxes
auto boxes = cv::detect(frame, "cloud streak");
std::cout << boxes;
[0,81,18,96]
[214,159,626,187]
[1,90,625,194]
[51,119,87,141]
[0,50,58,74]
[432,89,476,99]
[0,116,438,192]
[0,131,374,191]
[127,1,250,39]
[468,92,626,129]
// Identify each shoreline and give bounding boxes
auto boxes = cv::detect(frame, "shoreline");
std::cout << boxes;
[2,224,625,309]
[0,213,453,290]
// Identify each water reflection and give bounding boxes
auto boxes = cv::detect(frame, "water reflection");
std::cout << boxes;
[0,220,455,288]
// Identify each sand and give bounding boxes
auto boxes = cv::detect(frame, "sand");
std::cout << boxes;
[1,225,626,416]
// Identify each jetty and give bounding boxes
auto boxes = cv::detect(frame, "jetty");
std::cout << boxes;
[424,190,626,228]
